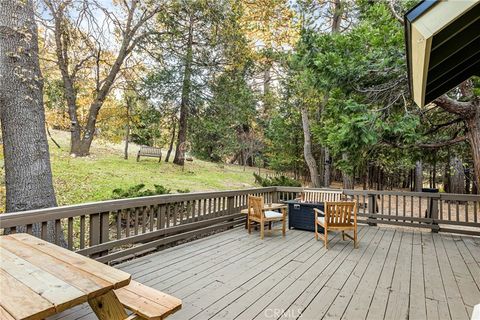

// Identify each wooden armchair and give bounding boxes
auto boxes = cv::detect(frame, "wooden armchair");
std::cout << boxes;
[314,201,358,249]
[247,195,286,239]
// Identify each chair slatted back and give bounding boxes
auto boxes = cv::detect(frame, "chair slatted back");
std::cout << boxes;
[324,201,357,225]
[248,196,264,219]
[302,190,343,203]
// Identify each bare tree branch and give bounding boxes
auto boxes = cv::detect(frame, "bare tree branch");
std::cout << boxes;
[434,95,476,118]
[417,136,467,149]
[388,0,404,25]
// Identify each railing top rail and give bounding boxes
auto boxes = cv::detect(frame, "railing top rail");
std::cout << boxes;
[275,186,480,199]
[0,187,276,228]
[275,186,342,192]
[343,189,440,198]
[2,185,479,230]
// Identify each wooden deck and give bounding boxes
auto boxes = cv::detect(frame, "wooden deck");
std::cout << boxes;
[51,225,480,320]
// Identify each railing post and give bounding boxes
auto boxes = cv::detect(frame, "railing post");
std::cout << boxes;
[367,193,377,226]
[227,196,235,229]
[89,211,110,257]
[89,213,100,247]
[273,188,279,203]
[227,196,235,215]
[428,196,439,233]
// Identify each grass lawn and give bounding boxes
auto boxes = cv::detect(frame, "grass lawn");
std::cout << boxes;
[1,130,267,212]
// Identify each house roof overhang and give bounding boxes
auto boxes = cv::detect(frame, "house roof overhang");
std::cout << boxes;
[405,0,480,107]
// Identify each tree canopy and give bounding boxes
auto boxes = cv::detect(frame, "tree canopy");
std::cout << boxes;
[33,0,479,192]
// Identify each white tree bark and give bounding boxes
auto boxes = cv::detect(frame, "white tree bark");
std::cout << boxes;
[301,107,321,187]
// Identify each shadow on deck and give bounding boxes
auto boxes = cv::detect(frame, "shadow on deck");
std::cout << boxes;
[50,225,480,320]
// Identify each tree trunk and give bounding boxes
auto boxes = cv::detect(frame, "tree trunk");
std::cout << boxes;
[429,168,432,188]
[123,96,132,160]
[342,153,354,189]
[0,0,58,242]
[173,15,194,166]
[473,173,478,194]
[263,62,272,116]
[466,111,480,191]
[165,119,176,163]
[414,160,423,192]
[70,135,94,157]
[449,156,465,194]
[300,107,321,187]
[124,123,130,160]
[465,168,471,194]
[324,148,331,187]
[443,160,450,193]
[331,0,344,33]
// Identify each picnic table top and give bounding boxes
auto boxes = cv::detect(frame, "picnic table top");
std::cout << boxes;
[0,233,131,320]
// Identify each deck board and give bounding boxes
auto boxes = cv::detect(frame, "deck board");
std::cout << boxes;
[408,231,427,320]
[342,229,395,320]
[49,225,480,320]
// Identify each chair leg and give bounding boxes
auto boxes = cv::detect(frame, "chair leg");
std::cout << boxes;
[342,231,345,240]
[260,222,264,240]
[324,229,328,249]
[315,222,318,241]
[282,219,286,237]
[247,218,251,234]
[269,221,272,230]
[354,228,358,248]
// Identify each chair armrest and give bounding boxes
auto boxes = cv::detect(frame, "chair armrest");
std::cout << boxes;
[314,208,327,226]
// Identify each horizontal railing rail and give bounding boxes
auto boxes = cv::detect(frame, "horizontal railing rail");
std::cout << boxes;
[0,187,277,263]
[276,186,480,235]
[1,186,479,264]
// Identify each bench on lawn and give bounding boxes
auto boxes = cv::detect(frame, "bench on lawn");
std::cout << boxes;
[299,189,344,203]
[116,281,182,320]
[137,146,162,162]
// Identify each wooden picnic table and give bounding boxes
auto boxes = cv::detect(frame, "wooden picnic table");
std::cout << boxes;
[0,233,132,320]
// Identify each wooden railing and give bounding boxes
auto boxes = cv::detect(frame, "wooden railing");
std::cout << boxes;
[0,187,277,263]
[276,187,480,236]
[1,186,478,264]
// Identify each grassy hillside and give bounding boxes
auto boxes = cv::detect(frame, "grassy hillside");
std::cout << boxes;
[1,130,268,211]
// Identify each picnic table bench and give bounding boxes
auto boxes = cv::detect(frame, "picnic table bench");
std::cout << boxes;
[116,281,182,320]
[137,146,162,162]
[0,233,181,320]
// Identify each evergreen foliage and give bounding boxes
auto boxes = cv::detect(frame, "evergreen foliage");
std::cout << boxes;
[253,173,301,187]
[112,184,190,199]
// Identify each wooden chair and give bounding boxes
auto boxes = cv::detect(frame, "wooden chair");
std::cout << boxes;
[247,195,286,239]
[314,201,358,249]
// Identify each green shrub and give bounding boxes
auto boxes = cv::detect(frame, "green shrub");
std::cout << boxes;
[253,173,302,187]
[112,184,170,199]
